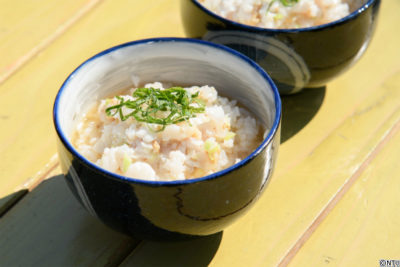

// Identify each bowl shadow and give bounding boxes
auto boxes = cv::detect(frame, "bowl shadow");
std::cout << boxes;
[121,232,223,266]
[280,86,326,143]
[0,175,222,266]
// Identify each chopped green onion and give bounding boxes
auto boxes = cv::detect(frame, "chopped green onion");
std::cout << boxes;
[266,0,299,14]
[122,153,131,173]
[204,139,220,161]
[105,98,112,105]
[224,131,236,141]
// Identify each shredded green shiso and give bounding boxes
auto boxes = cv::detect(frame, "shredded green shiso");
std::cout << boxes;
[105,86,205,131]
[279,0,299,7]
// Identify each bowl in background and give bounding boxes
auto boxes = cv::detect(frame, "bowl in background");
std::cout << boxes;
[53,38,281,240]
[181,0,381,94]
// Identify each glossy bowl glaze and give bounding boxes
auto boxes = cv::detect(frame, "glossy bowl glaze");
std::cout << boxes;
[53,38,281,240]
[181,0,381,94]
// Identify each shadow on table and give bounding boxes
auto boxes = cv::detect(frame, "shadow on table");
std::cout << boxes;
[0,189,28,217]
[280,87,326,143]
[0,175,222,266]
[122,232,222,266]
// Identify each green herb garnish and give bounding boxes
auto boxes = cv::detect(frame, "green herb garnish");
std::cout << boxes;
[105,86,205,131]
[279,0,299,7]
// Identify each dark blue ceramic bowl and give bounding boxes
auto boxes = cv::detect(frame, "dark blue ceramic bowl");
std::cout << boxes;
[181,0,380,94]
[53,38,281,240]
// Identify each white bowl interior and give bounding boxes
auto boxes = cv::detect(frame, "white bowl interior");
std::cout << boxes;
[56,40,277,140]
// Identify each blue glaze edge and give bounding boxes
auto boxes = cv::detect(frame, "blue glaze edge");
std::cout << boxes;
[191,0,377,32]
[53,37,282,186]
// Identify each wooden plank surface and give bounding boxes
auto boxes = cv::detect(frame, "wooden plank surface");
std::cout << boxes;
[289,73,400,266]
[0,0,399,266]
[0,0,102,84]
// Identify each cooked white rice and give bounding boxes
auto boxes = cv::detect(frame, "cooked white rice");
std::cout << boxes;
[72,82,263,181]
[199,0,363,29]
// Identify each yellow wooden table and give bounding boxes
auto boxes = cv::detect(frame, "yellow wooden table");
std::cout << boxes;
[1,0,399,266]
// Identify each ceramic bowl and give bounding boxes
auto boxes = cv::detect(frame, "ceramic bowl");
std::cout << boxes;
[53,38,281,240]
[181,0,381,94]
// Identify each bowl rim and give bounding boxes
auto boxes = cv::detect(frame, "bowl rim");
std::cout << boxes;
[190,0,377,32]
[53,37,282,186]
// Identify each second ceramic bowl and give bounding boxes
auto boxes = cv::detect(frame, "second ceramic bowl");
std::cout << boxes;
[181,0,381,94]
